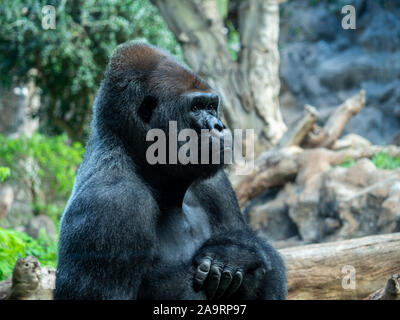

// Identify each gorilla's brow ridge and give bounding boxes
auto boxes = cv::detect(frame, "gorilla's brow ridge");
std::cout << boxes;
[109,42,210,94]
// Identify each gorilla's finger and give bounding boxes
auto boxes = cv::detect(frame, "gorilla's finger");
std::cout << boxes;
[213,268,233,300]
[194,257,212,291]
[224,270,243,298]
[205,265,221,300]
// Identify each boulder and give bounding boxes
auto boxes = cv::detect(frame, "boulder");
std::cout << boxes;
[0,256,55,300]
[25,215,57,240]
[262,158,400,243]
[247,185,298,241]
[0,185,14,221]
[279,0,400,145]
[319,159,400,241]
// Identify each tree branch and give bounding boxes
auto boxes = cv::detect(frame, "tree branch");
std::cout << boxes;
[303,90,366,149]
[234,145,400,207]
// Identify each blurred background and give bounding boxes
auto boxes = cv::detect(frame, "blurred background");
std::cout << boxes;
[0,0,399,297]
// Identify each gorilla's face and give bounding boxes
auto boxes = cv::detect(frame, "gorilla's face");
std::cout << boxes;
[101,42,233,182]
[142,90,233,181]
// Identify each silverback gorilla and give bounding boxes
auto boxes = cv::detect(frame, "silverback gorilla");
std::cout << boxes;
[55,42,286,300]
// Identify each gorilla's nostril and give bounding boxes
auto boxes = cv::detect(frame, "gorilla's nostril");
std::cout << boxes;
[213,122,224,132]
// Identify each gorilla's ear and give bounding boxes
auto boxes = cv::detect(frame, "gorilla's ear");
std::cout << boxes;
[138,95,158,123]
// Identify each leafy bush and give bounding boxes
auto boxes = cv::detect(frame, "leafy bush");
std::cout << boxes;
[0,133,84,222]
[0,227,57,281]
[0,166,10,182]
[371,152,400,170]
[339,152,400,170]
[0,0,182,141]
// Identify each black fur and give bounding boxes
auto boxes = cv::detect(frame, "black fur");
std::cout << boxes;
[55,42,286,300]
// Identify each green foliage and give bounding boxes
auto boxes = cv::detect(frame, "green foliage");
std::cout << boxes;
[0,227,57,281]
[0,0,182,141]
[338,152,400,170]
[0,166,11,182]
[0,133,84,221]
[371,152,400,170]
[226,20,240,61]
[216,0,229,19]
[338,158,356,168]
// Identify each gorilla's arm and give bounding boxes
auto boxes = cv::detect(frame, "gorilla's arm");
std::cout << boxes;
[189,170,246,233]
[56,176,207,300]
[138,262,206,300]
[189,170,287,300]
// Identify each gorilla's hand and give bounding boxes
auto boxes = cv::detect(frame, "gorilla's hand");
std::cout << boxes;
[193,231,271,300]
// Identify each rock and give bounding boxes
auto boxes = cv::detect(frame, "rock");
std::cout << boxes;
[274,158,400,243]
[2,201,34,229]
[279,0,400,145]
[0,185,14,221]
[1,183,34,229]
[288,174,325,242]
[0,278,11,300]
[25,215,56,240]
[3,256,55,300]
[319,160,400,241]
[247,186,298,241]
[344,158,377,187]
[392,132,400,146]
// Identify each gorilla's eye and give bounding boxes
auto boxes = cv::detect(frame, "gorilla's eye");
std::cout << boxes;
[139,95,158,123]
[191,105,199,112]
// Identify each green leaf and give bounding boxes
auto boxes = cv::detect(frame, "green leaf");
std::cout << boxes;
[0,166,10,182]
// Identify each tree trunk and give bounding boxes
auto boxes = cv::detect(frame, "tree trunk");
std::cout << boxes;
[151,0,287,151]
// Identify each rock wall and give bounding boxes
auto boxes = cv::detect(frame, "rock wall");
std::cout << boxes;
[279,0,400,145]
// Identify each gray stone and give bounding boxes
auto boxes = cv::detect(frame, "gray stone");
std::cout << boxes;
[0,185,14,221]
[279,0,400,145]
[247,186,299,241]
[25,215,56,240]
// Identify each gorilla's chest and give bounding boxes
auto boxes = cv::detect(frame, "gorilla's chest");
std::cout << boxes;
[157,201,211,263]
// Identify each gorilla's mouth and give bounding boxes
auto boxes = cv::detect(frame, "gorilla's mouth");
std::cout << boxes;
[145,122,256,171]
[199,128,233,163]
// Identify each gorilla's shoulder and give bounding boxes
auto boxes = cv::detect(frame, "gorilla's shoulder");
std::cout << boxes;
[68,163,158,217]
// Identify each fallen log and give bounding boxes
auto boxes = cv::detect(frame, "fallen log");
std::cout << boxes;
[234,146,302,207]
[1,234,399,300]
[276,105,318,149]
[279,233,400,300]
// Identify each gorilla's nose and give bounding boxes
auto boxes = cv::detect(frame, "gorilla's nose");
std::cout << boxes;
[208,116,226,132]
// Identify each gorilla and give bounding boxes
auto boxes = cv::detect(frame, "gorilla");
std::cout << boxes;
[55,42,286,300]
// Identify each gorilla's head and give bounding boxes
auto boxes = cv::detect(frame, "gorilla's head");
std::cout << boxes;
[94,42,232,183]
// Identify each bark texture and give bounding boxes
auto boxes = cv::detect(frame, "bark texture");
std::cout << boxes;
[280,233,400,300]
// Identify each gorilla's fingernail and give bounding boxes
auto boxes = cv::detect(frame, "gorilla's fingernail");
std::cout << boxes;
[200,265,209,272]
